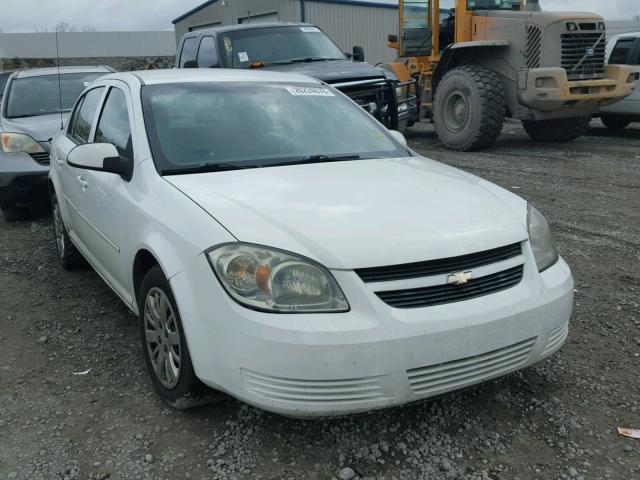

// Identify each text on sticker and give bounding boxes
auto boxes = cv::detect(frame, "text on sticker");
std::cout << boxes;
[285,86,335,96]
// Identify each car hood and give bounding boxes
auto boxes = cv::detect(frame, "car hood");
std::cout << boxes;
[1,113,68,143]
[165,157,528,269]
[261,60,388,84]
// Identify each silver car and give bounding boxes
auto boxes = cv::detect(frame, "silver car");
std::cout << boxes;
[0,66,113,221]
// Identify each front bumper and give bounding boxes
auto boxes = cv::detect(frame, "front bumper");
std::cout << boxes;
[519,65,636,116]
[170,249,574,418]
[0,152,50,204]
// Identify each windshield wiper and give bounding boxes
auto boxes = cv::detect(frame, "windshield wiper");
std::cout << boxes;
[266,155,362,168]
[290,57,343,63]
[162,163,258,175]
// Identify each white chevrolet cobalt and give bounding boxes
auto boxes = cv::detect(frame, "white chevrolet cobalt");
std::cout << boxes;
[49,70,573,417]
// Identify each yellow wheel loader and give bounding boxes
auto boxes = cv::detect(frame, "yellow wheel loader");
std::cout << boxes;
[384,0,636,151]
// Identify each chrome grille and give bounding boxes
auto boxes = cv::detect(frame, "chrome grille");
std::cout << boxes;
[29,152,50,165]
[407,337,537,396]
[526,25,542,69]
[355,243,521,283]
[561,32,606,80]
[376,265,524,309]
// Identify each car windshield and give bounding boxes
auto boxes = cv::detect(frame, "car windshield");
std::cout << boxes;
[467,0,518,10]
[141,82,410,174]
[4,72,104,118]
[217,26,346,68]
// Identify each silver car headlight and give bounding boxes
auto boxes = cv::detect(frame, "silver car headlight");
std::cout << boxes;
[527,204,559,272]
[207,243,349,313]
[1,132,46,154]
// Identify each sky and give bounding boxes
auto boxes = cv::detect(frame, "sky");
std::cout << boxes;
[0,0,638,32]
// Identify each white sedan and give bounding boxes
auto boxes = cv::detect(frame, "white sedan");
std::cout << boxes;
[49,69,573,417]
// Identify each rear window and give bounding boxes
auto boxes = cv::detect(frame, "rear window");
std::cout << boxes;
[4,72,104,119]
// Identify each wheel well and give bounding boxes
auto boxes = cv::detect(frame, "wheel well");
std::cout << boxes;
[133,249,159,306]
[48,179,55,199]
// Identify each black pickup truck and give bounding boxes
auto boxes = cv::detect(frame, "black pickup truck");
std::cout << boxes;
[176,23,417,130]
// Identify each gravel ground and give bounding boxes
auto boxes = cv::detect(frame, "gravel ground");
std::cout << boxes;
[1,120,639,480]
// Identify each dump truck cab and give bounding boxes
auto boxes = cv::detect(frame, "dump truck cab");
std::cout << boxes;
[386,0,636,150]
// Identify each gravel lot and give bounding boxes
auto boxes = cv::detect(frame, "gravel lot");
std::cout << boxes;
[1,120,639,480]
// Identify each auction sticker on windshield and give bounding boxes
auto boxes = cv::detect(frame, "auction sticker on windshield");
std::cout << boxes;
[286,86,335,96]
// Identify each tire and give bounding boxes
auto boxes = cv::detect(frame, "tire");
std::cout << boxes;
[601,114,631,131]
[139,265,214,409]
[0,203,28,222]
[51,194,86,270]
[433,65,505,151]
[522,116,591,142]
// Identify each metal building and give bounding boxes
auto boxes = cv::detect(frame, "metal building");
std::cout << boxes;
[172,0,399,64]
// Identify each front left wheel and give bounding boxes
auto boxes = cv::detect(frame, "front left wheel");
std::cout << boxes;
[522,116,591,142]
[139,265,214,409]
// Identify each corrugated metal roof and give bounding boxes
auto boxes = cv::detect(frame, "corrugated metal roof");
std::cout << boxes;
[172,0,398,24]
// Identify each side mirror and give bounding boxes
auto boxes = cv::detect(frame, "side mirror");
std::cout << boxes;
[352,46,365,62]
[67,143,134,181]
[388,34,398,43]
[389,130,408,148]
[183,60,199,68]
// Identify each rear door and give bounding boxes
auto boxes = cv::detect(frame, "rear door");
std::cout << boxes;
[627,37,640,105]
[604,36,640,114]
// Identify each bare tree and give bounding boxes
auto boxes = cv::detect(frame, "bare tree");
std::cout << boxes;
[634,14,640,22]
[35,23,96,33]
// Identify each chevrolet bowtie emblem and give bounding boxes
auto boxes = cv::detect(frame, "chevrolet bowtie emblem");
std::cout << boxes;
[447,271,473,286]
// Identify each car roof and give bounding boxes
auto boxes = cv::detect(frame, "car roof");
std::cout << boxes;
[608,32,640,42]
[100,68,322,86]
[13,65,114,79]
[183,22,315,37]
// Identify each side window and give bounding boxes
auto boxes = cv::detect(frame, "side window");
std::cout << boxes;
[95,88,133,160]
[72,87,104,144]
[67,96,85,136]
[180,37,199,67]
[609,39,634,65]
[197,36,217,68]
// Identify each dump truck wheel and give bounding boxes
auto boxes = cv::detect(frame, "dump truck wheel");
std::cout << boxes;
[522,117,591,142]
[600,115,631,131]
[433,66,505,151]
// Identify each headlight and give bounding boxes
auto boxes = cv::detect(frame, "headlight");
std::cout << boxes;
[207,243,349,313]
[1,132,45,154]
[396,86,408,100]
[527,204,559,272]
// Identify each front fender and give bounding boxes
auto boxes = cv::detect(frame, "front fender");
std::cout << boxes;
[432,41,511,95]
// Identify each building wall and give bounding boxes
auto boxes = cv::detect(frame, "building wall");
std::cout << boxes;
[279,0,398,64]
[0,31,176,59]
[173,0,399,65]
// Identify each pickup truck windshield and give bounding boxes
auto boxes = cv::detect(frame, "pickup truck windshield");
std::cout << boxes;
[141,82,410,174]
[4,73,104,119]
[217,26,346,68]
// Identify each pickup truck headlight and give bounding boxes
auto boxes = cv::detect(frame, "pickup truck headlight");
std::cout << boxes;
[1,132,46,154]
[395,85,408,100]
[207,243,349,313]
[527,205,559,272]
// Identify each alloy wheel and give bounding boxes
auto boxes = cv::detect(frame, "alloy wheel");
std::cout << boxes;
[144,287,182,389]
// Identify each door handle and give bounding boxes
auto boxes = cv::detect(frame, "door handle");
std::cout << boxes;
[77,175,88,191]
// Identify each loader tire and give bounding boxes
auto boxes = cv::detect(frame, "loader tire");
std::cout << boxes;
[522,116,591,142]
[433,65,505,151]
[600,114,631,131]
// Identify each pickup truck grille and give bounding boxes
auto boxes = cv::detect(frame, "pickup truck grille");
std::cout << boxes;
[332,80,393,127]
[29,152,51,165]
[561,32,606,80]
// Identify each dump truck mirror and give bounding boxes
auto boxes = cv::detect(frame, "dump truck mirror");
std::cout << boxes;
[388,34,398,43]
[352,46,365,62]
